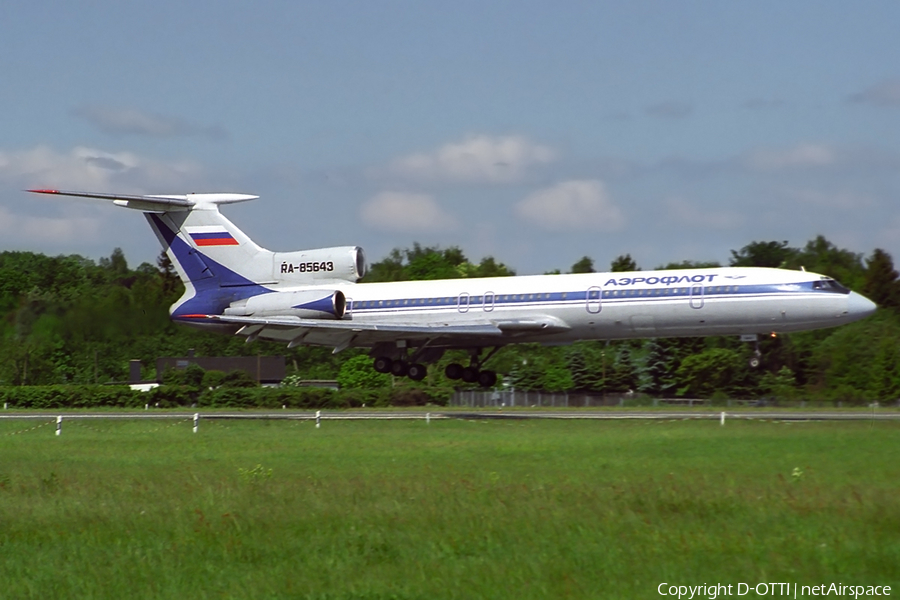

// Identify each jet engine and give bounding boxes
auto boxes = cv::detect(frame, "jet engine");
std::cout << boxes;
[225,289,346,319]
[273,246,367,283]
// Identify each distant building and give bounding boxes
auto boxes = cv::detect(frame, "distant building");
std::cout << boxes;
[155,355,286,385]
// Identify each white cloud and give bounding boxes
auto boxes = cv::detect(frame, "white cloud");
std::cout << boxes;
[0,145,205,192]
[384,134,557,184]
[515,180,624,231]
[664,197,743,229]
[0,205,102,245]
[0,145,211,252]
[784,188,874,210]
[360,191,456,232]
[72,105,228,139]
[847,79,900,107]
[743,143,836,170]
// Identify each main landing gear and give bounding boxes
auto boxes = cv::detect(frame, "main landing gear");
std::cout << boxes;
[444,363,497,388]
[444,347,500,388]
[371,347,500,388]
[372,356,429,381]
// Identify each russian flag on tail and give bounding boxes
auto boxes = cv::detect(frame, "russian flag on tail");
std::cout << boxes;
[187,226,239,247]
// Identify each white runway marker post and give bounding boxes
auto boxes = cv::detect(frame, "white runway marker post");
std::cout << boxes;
[316,410,321,429]
[426,412,430,425]
[193,413,199,433]
[720,411,725,426]
[56,415,62,436]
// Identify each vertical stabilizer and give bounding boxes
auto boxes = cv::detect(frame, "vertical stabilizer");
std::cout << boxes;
[28,190,273,318]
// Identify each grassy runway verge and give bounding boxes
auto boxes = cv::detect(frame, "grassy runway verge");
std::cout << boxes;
[0,417,897,599]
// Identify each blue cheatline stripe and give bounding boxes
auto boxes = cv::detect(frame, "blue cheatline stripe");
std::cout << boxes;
[348,282,837,313]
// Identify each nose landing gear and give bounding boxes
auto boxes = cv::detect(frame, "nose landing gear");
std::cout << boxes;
[740,334,763,368]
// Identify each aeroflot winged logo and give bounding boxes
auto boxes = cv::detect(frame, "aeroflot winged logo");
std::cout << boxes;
[186,226,239,247]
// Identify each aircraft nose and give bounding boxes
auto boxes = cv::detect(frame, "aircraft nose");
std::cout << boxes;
[847,291,877,319]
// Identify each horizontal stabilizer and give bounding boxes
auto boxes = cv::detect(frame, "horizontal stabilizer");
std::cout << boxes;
[27,189,258,212]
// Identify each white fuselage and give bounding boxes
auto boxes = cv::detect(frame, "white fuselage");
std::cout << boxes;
[259,266,873,347]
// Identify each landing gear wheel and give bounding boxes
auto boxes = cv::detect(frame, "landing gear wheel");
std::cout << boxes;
[477,369,497,388]
[461,367,480,383]
[445,363,464,380]
[391,360,409,377]
[749,348,762,369]
[373,356,393,374]
[407,363,427,381]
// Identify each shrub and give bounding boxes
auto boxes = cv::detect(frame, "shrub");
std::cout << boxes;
[0,386,142,408]
[201,370,227,389]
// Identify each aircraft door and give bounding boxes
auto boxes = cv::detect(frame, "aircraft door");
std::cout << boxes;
[690,284,704,309]
[586,286,602,314]
[483,292,495,312]
[458,292,470,313]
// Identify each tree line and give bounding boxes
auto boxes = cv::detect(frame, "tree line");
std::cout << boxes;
[2,235,899,404]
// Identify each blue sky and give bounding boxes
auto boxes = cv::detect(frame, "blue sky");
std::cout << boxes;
[3,1,900,275]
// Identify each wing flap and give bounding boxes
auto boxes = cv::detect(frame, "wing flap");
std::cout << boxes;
[493,316,571,333]
[200,314,504,336]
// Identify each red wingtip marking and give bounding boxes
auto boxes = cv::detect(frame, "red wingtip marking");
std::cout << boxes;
[27,189,60,194]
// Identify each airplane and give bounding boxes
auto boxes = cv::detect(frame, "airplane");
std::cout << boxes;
[29,189,877,387]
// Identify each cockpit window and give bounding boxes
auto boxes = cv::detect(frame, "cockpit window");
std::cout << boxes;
[812,278,851,294]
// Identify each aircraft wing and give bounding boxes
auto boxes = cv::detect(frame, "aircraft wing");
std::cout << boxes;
[184,313,568,352]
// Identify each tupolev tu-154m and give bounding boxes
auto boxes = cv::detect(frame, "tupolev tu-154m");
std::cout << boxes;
[29,189,877,387]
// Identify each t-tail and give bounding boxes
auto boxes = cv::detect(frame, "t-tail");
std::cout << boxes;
[27,190,366,324]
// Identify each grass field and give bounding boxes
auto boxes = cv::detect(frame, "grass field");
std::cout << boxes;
[0,416,897,599]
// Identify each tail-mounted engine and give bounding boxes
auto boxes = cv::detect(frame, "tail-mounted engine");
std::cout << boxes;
[274,246,366,283]
[225,289,346,319]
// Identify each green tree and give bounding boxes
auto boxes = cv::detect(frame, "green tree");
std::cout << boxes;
[337,355,391,389]
[570,256,595,274]
[675,347,743,398]
[458,256,515,278]
[657,260,721,270]
[640,339,677,396]
[566,342,605,392]
[363,244,513,282]
[99,247,129,280]
[810,311,900,402]
[785,235,865,290]
[759,366,798,400]
[610,254,639,272]
[157,250,182,299]
[862,248,900,310]
[730,241,796,268]
[606,343,639,392]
